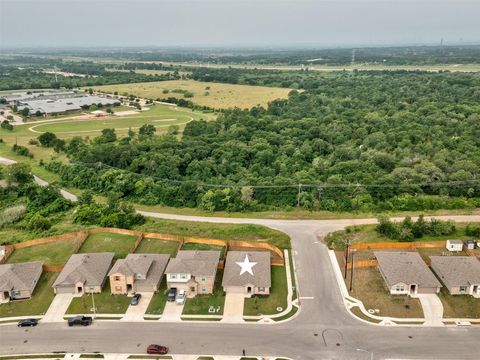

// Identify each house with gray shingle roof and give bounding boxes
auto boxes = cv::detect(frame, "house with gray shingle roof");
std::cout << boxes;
[374,251,441,295]
[222,251,271,296]
[430,256,480,297]
[0,261,43,302]
[165,250,221,297]
[108,253,170,294]
[52,253,114,295]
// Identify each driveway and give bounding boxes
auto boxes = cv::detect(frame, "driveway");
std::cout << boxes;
[121,293,153,322]
[42,293,74,322]
[221,293,245,323]
[416,293,444,326]
[160,301,184,322]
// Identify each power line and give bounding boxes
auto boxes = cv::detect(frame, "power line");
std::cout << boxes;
[71,161,480,190]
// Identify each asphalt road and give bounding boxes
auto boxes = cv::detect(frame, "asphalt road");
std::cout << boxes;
[3,213,480,359]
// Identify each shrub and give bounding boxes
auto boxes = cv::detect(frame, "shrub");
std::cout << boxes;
[465,224,480,238]
[0,205,27,228]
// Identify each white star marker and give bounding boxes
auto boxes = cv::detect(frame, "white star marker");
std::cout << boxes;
[236,254,257,276]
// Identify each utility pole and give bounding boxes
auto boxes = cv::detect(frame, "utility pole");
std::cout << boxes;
[297,184,302,208]
[91,292,96,318]
[344,240,350,279]
[350,249,357,292]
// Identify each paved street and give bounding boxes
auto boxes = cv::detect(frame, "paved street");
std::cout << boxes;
[3,212,480,359]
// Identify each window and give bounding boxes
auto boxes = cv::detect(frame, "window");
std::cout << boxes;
[200,276,206,281]
[170,274,177,279]
[394,285,405,292]
[258,287,265,292]
[459,286,468,292]
[181,274,187,279]
[114,276,121,281]
[191,286,196,292]
[12,290,21,297]
[201,286,207,293]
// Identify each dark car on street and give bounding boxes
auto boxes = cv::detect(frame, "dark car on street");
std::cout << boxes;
[68,316,93,327]
[130,293,141,305]
[167,288,177,302]
[17,318,38,327]
[147,344,169,355]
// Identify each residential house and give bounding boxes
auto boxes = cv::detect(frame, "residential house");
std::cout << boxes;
[430,256,480,297]
[222,251,271,296]
[109,253,170,294]
[165,250,221,297]
[52,253,114,295]
[374,251,442,295]
[0,261,43,302]
[446,240,463,252]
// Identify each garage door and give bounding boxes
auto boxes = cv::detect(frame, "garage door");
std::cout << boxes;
[54,286,74,294]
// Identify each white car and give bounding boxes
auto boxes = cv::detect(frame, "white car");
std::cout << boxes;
[175,290,186,305]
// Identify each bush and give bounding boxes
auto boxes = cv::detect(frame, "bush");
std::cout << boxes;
[0,205,27,228]
[465,224,480,238]
[12,144,33,158]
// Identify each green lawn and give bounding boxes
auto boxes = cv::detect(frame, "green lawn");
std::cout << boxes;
[439,288,480,318]
[138,218,291,249]
[7,238,80,266]
[244,266,288,316]
[78,232,137,259]
[145,279,168,315]
[66,285,130,314]
[181,242,226,258]
[135,238,179,256]
[0,272,57,317]
[182,271,225,315]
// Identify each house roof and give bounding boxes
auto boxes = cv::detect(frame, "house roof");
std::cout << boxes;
[0,261,43,293]
[53,253,114,288]
[374,251,441,289]
[109,253,170,286]
[430,256,480,289]
[17,96,120,114]
[165,250,220,277]
[446,240,463,245]
[222,251,271,288]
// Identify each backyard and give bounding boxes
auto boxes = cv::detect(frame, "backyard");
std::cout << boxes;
[135,238,179,256]
[0,272,57,317]
[78,232,137,259]
[66,285,131,314]
[244,266,288,316]
[6,238,80,266]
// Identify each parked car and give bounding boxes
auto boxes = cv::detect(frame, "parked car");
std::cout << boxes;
[130,293,141,306]
[17,318,38,327]
[147,344,169,355]
[176,289,186,305]
[167,288,177,302]
[68,316,93,327]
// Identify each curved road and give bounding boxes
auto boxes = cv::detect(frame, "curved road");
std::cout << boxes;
[3,210,480,359]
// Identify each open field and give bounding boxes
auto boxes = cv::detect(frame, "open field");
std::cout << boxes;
[78,232,137,259]
[244,266,288,316]
[7,238,80,266]
[91,80,292,109]
[0,272,57,317]
[66,285,131,314]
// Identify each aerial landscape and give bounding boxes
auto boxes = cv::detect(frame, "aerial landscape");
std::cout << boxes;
[1,0,480,359]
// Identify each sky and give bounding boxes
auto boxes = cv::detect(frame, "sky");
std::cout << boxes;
[0,0,479,48]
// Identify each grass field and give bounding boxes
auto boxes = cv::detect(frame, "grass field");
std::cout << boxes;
[244,266,288,316]
[145,279,168,315]
[439,288,480,319]
[66,285,130,314]
[0,272,57,317]
[91,80,292,109]
[7,238,80,266]
[135,238,179,256]
[78,232,137,259]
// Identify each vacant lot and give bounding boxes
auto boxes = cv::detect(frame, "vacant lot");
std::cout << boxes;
[244,266,288,316]
[92,80,291,109]
[0,272,57,317]
[66,285,130,314]
[7,238,80,266]
[135,238,179,256]
[78,232,137,259]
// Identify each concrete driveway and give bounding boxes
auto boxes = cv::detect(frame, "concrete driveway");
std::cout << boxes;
[121,293,153,322]
[416,293,444,326]
[160,301,184,322]
[221,293,245,323]
[42,293,74,322]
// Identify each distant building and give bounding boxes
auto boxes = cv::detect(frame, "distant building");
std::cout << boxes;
[374,251,441,295]
[446,240,463,252]
[16,96,120,115]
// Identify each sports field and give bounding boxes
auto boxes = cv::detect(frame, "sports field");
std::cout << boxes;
[91,79,292,109]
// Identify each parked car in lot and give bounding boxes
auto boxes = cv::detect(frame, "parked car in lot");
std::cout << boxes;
[147,344,169,355]
[68,316,93,327]
[175,289,186,305]
[167,288,177,302]
[17,318,38,327]
[130,293,141,305]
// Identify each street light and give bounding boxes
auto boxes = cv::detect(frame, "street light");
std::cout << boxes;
[356,348,373,360]
[91,292,96,318]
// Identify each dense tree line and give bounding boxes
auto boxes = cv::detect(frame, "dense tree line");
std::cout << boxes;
[42,71,480,212]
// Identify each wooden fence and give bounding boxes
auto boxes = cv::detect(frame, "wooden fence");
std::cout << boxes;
[346,259,378,269]
[351,240,447,251]
[0,245,15,264]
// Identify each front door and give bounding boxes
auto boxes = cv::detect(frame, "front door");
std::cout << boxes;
[2,291,9,300]
[77,286,83,294]
[410,284,417,295]
[247,286,252,294]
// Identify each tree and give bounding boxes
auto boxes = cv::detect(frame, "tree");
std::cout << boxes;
[38,132,57,147]
[1,120,13,131]
[21,107,30,117]
[139,124,156,137]
[7,163,33,184]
